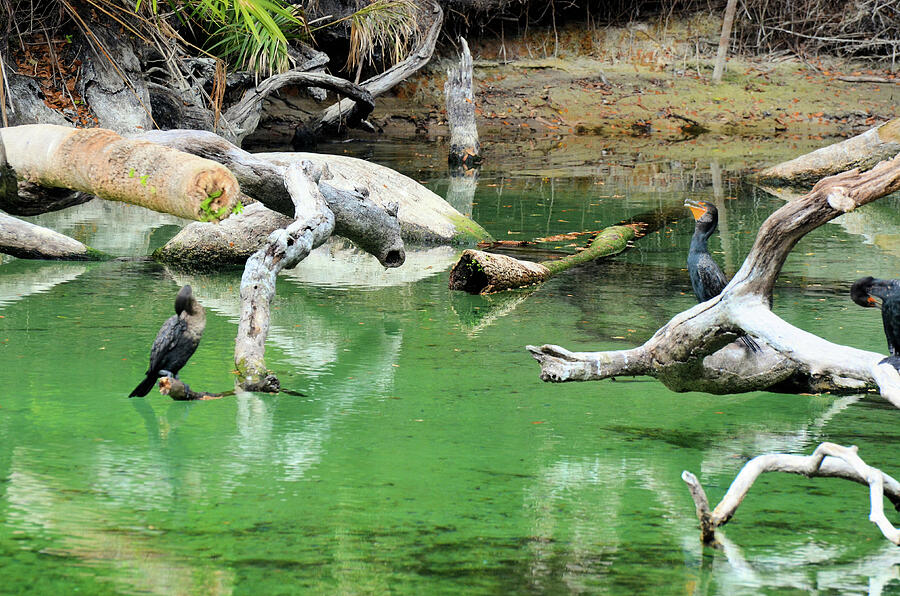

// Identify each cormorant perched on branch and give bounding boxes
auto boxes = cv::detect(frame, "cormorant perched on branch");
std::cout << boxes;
[851,276,900,368]
[129,284,206,397]
[685,198,760,353]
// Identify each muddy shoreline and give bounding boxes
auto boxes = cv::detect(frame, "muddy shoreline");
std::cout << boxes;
[253,21,899,172]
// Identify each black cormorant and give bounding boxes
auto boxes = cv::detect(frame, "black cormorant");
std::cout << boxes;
[685,198,760,353]
[129,284,206,397]
[851,276,900,367]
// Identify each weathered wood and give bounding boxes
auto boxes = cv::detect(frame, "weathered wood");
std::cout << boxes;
[755,118,900,186]
[140,129,489,249]
[0,125,240,222]
[449,225,635,294]
[445,38,481,168]
[711,0,739,84]
[528,153,900,398]
[315,0,443,135]
[233,161,405,392]
[683,443,900,545]
[449,250,551,294]
[235,161,336,392]
[0,212,105,260]
[222,71,375,145]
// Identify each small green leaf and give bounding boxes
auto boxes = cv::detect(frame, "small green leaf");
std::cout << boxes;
[140,174,149,186]
[232,201,244,215]
[208,189,223,199]
[129,168,135,178]
[200,197,213,210]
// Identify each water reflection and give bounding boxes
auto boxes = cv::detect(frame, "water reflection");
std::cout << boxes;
[4,139,900,594]
[0,261,87,308]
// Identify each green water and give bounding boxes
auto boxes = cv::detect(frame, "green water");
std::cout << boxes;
[3,138,900,595]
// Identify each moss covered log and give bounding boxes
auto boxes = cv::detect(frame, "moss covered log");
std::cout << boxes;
[449,225,636,294]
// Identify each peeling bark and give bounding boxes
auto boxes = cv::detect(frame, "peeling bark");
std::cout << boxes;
[682,442,900,545]
[756,118,900,186]
[0,125,240,222]
[528,153,900,400]
[444,37,480,168]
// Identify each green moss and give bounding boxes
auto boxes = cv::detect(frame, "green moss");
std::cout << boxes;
[448,213,492,245]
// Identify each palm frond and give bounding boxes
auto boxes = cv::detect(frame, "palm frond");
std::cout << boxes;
[342,0,420,76]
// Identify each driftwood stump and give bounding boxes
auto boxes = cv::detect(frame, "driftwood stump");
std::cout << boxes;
[444,37,481,168]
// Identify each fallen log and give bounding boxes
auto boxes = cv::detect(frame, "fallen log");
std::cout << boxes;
[449,225,636,294]
[755,117,900,186]
[682,442,900,545]
[0,212,106,260]
[138,129,490,257]
[528,152,900,399]
[0,125,240,222]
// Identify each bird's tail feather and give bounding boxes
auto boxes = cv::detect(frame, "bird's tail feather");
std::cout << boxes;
[739,335,762,353]
[129,375,156,398]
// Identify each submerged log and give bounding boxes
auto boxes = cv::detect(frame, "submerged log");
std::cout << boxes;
[0,212,106,260]
[158,375,227,401]
[756,117,900,186]
[445,38,481,168]
[449,225,636,294]
[682,443,900,545]
[0,125,240,222]
[528,152,900,399]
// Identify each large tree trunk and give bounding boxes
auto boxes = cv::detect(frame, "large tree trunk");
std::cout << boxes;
[0,125,240,221]
[528,153,900,403]
[756,118,900,186]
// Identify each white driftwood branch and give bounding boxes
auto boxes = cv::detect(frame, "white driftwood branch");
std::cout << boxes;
[528,152,900,399]
[235,161,336,392]
[682,442,900,545]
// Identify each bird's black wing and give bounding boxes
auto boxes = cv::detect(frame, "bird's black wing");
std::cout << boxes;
[147,314,187,373]
[691,253,728,302]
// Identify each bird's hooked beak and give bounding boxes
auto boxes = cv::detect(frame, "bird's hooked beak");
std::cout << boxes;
[869,295,883,309]
[684,199,707,221]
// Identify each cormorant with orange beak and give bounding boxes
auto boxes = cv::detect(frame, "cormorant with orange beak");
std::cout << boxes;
[851,276,900,367]
[685,198,760,352]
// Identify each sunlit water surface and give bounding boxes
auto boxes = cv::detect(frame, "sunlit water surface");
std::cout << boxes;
[2,136,900,595]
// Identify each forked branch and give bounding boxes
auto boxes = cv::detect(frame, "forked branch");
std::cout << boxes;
[528,153,900,399]
[682,442,900,545]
